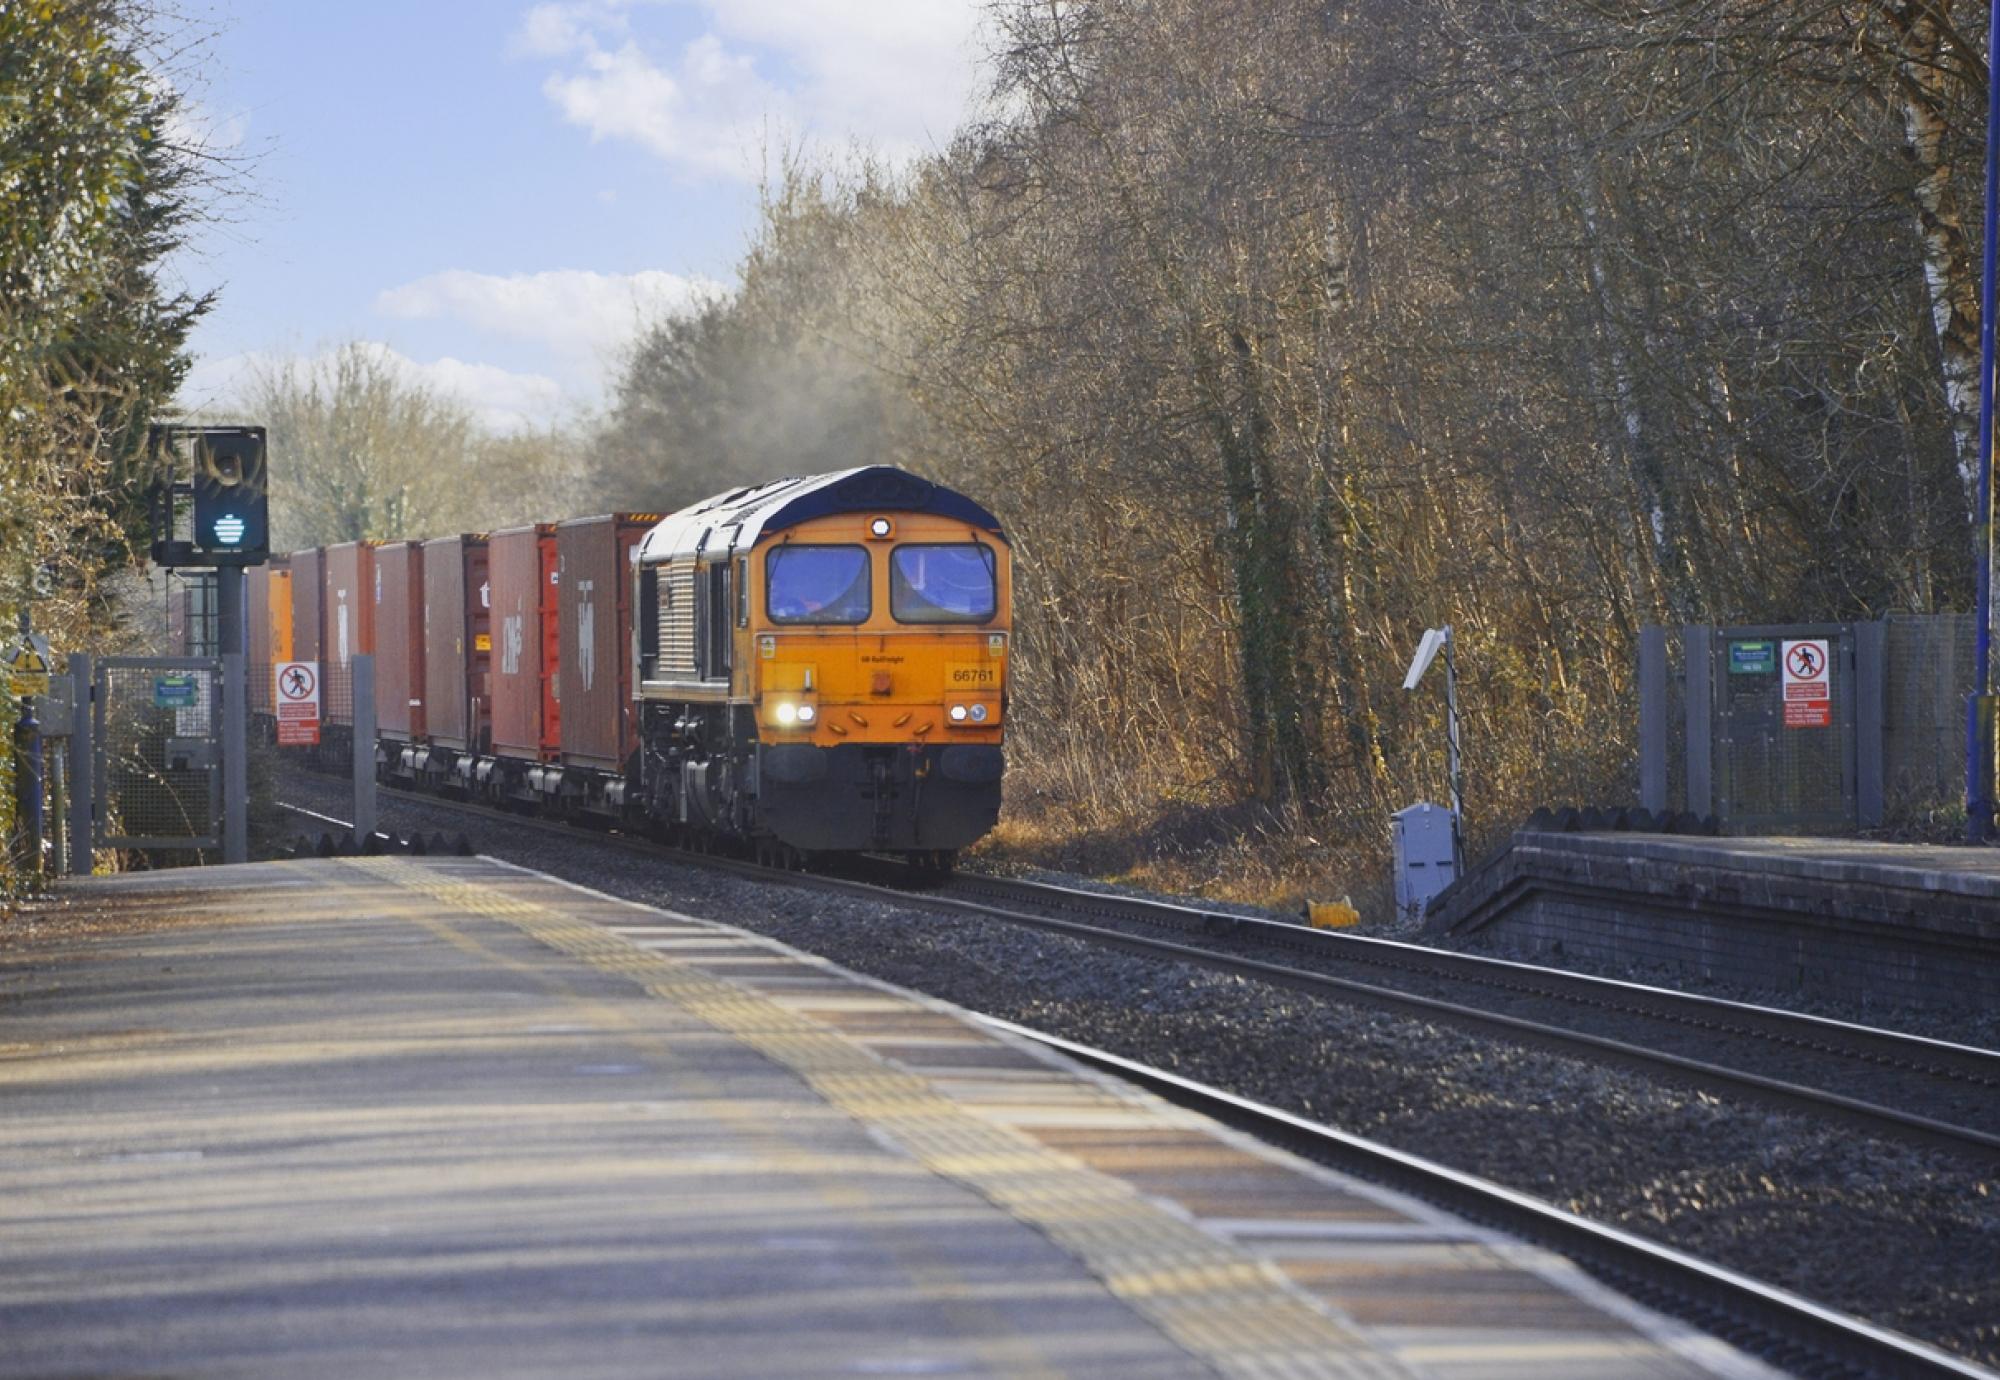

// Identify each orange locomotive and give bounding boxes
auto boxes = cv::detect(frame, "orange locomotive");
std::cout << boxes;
[634,466,1010,864]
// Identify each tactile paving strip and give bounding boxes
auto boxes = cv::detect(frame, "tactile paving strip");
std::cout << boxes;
[353,858,1412,1380]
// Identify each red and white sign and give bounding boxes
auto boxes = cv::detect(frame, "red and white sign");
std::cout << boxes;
[275,659,321,746]
[1781,639,1831,729]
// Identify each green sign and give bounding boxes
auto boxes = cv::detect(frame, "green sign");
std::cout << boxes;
[153,674,198,708]
[1728,640,1776,675]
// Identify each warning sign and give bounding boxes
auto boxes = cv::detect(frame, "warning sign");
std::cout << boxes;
[4,636,52,697]
[1781,639,1831,729]
[275,659,321,746]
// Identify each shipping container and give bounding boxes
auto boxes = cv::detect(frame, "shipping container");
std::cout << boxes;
[374,540,426,741]
[247,558,291,713]
[489,524,559,761]
[290,548,324,664]
[323,541,377,727]
[556,514,655,772]
[422,534,491,753]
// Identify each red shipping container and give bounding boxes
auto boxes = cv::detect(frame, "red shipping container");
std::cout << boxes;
[557,514,655,772]
[374,540,426,741]
[290,548,325,664]
[423,534,491,754]
[247,557,289,713]
[489,524,560,762]
[323,541,377,727]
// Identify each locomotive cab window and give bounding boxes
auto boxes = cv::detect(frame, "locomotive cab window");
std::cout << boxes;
[890,544,997,624]
[767,545,871,624]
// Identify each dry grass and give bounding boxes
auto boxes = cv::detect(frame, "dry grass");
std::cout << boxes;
[973,756,1397,921]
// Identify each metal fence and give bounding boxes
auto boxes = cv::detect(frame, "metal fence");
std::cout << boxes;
[1882,612,1973,812]
[94,656,223,851]
[1642,614,1977,834]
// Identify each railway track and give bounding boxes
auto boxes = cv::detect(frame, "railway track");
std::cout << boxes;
[280,789,2000,1166]
[934,870,2000,1161]
[997,1021,1993,1380]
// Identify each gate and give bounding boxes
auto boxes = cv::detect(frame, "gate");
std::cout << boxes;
[1707,624,1858,833]
[94,656,224,852]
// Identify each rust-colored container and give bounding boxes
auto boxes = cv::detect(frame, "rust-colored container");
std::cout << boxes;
[290,548,324,664]
[323,541,377,727]
[247,557,291,713]
[557,514,654,772]
[489,524,560,762]
[422,534,491,754]
[373,540,425,741]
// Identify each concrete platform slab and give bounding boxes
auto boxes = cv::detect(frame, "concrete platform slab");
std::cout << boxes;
[0,857,1784,1379]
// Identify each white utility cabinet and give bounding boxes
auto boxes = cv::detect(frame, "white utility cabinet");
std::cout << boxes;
[1391,801,1457,919]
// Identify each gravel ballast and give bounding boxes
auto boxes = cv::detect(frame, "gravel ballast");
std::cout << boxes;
[270,777,2000,1369]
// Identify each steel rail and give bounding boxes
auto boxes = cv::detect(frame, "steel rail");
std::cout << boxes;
[986,1018,1996,1380]
[940,872,2000,1096]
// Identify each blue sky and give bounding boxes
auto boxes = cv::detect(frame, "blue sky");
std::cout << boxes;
[174,0,990,429]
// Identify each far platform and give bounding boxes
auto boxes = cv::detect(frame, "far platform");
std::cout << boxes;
[0,856,1781,1379]
[1430,829,2000,1010]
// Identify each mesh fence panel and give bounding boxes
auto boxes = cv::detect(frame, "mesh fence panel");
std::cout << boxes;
[96,658,221,850]
[323,661,353,726]
[1665,626,1686,813]
[1883,612,1973,814]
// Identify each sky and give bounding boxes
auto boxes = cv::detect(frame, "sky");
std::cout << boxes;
[171,0,993,432]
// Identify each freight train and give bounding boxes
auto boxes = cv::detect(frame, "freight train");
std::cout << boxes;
[248,467,1011,866]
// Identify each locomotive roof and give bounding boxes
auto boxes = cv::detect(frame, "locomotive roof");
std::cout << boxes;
[636,466,1006,564]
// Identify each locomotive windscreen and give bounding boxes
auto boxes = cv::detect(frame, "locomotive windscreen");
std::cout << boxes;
[890,544,997,623]
[767,545,871,623]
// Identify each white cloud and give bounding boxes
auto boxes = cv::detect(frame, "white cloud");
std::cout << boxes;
[375,267,724,368]
[178,344,567,434]
[516,1,989,181]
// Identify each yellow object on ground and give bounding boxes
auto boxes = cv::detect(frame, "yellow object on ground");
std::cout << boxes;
[1307,897,1361,929]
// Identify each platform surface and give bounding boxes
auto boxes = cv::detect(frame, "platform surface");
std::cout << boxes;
[0,857,1781,1379]
[1548,829,2000,897]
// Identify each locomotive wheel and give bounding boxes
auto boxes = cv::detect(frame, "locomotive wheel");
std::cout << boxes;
[905,849,957,883]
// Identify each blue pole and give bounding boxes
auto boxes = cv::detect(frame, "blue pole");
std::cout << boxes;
[1969,0,2000,844]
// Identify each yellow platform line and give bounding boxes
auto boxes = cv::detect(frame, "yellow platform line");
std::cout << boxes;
[355,858,1410,1380]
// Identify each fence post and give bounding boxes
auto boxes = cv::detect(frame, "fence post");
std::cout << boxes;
[1684,624,1713,817]
[352,654,376,843]
[1855,620,1886,830]
[69,653,91,875]
[1639,626,1667,813]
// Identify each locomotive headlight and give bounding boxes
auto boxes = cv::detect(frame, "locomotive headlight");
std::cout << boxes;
[969,703,988,723]
[948,704,969,722]
[796,704,816,723]
[776,702,799,725]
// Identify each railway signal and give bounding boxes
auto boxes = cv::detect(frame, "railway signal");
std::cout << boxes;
[150,425,270,569]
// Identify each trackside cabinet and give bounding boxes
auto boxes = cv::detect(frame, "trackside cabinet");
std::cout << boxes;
[1392,802,1457,919]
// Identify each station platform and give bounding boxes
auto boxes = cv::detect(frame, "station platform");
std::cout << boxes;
[1430,829,2000,1010]
[0,856,1779,1379]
